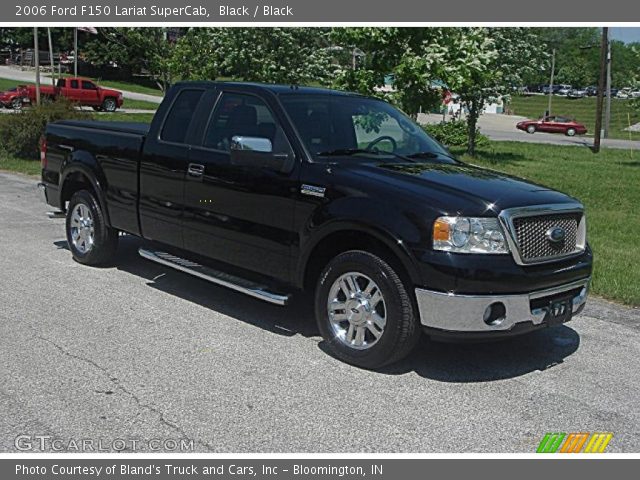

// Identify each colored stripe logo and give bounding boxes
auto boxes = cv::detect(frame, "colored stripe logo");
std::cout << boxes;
[537,433,613,453]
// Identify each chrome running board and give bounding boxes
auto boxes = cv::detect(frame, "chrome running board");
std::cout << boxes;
[46,211,66,219]
[138,248,290,306]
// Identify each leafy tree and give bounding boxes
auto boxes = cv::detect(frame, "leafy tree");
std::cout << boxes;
[168,28,333,85]
[331,28,547,156]
[83,28,176,91]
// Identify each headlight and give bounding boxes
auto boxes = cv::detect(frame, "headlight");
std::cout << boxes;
[433,216,508,254]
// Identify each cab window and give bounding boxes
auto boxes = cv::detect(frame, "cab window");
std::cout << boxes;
[203,92,292,156]
[160,89,205,144]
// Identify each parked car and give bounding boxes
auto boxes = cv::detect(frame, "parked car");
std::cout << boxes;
[567,88,587,99]
[37,81,592,369]
[585,86,598,96]
[0,85,29,109]
[24,77,123,111]
[556,85,573,96]
[516,115,588,136]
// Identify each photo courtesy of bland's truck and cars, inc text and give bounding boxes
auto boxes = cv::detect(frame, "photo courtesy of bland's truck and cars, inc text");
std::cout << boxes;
[0,1,639,476]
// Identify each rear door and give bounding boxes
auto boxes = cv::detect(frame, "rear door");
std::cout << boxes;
[64,79,83,102]
[138,87,211,248]
[183,88,300,282]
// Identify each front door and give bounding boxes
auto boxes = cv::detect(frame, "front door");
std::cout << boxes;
[183,90,300,282]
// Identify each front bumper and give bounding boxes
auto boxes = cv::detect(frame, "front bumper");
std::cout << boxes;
[416,277,590,339]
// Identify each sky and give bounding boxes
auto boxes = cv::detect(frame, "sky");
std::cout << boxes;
[610,27,640,43]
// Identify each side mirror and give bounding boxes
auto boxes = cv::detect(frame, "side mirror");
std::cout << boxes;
[230,135,293,173]
[231,136,273,153]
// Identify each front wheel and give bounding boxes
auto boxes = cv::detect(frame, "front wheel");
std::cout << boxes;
[526,125,536,134]
[315,250,421,369]
[101,97,117,112]
[11,98,22,110]
[566,128,576,136]
[66,190,119,265]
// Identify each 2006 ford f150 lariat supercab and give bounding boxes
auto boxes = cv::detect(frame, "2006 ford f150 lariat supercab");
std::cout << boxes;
[38,82,592,368]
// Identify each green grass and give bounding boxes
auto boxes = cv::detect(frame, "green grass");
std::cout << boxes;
[0,154,41,176]
[509,94,640,141]
[452,141,640,306]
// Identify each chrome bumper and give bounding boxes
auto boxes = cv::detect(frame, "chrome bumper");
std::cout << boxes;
[415,278,590,333]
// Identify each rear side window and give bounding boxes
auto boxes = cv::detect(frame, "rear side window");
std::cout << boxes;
[161,89,205,144]
[56,79,66,88]
[70,80,79,89]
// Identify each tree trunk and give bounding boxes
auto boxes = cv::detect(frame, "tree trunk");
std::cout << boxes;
[466,99,480,157]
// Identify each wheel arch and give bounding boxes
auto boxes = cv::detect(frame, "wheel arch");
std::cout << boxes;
[297,222,421,292]
[59,155,111,226]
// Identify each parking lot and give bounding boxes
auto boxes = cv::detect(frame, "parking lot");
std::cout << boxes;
[1,171,639,453]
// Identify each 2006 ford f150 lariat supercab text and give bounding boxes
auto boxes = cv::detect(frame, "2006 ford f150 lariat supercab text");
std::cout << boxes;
[38,82,592,368]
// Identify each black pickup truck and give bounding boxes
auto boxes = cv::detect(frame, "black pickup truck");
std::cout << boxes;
[38,81,592,368]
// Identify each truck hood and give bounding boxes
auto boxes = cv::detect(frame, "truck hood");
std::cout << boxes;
[346,160,578,213]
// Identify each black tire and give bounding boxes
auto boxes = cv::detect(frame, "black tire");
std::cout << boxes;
[566,128,576,137]
[11,97,22,110]
[66,190,119,265]
[101,97,117,112]
[526,125,536,134]
[315,250,420,369]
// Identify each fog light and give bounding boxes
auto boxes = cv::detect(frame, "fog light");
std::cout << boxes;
[483,302,506,326]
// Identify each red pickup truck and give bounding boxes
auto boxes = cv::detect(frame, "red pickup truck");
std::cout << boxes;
[24,77,124,112]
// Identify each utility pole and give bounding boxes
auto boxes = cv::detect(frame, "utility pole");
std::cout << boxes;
[47,28,55,87]
[73,27,78,77]
[547,48,556,116]
[593,27,608,153]
[604,36,612,138]
[33,27,40,106]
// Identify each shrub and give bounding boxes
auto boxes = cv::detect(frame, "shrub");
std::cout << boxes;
[423,120,489,149]
[0,99,89,159]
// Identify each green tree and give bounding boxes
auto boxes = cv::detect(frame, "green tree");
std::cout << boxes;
[168,28,333,85]
[83,28,176,91]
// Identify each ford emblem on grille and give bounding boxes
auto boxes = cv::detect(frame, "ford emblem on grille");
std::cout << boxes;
[546,226,566,244]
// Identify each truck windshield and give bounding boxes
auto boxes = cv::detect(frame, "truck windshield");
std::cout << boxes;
[279,93,454,163]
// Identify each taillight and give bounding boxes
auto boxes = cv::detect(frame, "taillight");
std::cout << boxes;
[40,136,47,169]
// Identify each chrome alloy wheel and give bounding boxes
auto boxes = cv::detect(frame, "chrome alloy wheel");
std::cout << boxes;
[327,272,387,350]
[70,204,95,254]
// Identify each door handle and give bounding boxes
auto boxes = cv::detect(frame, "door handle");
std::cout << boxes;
[187,163,205,177]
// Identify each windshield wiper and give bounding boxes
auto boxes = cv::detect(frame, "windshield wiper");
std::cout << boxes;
[317,148,420,163]
[405,151,459,162]
[317,148,380,156]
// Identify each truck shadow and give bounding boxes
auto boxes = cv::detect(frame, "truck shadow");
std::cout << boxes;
[54,236,581,382]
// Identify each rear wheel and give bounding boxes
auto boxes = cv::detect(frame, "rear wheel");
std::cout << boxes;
[11,97,22,110]
[315,250,420,369]
[526,125,536,134]
[566,128,576,136]
[66,190,119,265]
[101,97,117,112]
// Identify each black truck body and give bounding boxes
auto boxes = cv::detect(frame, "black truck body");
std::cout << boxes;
[38,81,592,368]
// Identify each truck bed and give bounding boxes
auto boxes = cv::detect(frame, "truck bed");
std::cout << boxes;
[54,120,150,136]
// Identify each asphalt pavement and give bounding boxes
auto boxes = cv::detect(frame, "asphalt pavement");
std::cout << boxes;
[0,172,639,453]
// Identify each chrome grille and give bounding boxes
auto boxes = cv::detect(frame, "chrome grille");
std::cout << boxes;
[512,213,581,263]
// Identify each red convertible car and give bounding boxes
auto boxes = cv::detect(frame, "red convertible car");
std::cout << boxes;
[516,115,587,136]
